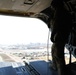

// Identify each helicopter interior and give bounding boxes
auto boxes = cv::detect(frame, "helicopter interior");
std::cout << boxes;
[0,0,76,75]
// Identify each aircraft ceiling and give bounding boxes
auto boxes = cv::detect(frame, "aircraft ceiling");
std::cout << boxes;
[0,0,51,16]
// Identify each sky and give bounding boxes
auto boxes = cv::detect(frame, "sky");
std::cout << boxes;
[0,15,51,45]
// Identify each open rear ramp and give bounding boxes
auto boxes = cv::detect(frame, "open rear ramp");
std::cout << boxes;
[24,60,58,75]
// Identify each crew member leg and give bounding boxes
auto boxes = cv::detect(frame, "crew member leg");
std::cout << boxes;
[52,42,66,75]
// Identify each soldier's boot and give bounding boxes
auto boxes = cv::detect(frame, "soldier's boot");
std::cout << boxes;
[49,59,57,71]
[56,58,66,75]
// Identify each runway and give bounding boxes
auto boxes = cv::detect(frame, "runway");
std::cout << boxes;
[0,53,15,62]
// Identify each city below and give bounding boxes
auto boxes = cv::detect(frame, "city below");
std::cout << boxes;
[0,43,52,50]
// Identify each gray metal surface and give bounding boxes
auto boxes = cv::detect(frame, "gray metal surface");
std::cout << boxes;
[29,60,58,75]
[0,62,29,75]
[0,62,17,75]
[0,0,51,13]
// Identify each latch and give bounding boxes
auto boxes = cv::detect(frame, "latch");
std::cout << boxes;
[24,0,36,5]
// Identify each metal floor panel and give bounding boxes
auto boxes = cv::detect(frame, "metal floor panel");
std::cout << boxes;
[29,60,58,75]
[0,62,29,75]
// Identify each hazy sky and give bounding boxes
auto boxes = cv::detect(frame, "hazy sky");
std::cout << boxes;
[0,15,51,45]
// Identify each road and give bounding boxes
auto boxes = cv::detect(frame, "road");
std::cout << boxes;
[0,53,15,62]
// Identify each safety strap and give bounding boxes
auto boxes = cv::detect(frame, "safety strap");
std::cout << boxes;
[64,0,76,23]
[64,0,76,65]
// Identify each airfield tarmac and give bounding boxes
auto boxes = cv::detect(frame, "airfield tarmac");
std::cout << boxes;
[0,51,23,62]
[0,53,15,62]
